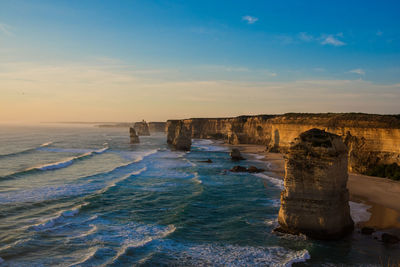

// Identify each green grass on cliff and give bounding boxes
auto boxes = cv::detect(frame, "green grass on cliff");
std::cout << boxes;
[366,163,400,181]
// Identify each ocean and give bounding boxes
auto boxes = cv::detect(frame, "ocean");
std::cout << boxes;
[0,124,399,266]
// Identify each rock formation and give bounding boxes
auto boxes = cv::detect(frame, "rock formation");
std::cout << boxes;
[230,148,244,160]
[230,165,264,173]
[166,113,400,177]
[134,120,151,136]
[148,122,166,133]
[167,120,192,151]
[277,128,354,239]
[129,127,140,144]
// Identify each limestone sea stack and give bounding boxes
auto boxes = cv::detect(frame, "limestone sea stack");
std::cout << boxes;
[167,120,192,151]
[134,120,151,136]
[129,127,140,144]
[278,128,354,240]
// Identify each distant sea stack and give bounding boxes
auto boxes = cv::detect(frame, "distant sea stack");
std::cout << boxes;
[129,127,140,144]
[148,122,167,133]
[134,120,151,136]
[166,120,192,151]
[165,113,400,177]
[277,128,354,239]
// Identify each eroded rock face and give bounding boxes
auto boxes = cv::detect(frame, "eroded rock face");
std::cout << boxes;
[148,122,166,133]
[167,120,192,151]
[134,120,150,136]
[278,128,354,240]
[129,127,140,144]
[166,114,400,175]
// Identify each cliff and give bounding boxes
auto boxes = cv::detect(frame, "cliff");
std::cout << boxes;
[167,120,192,151]
[134,120,151,136]
[166,113,400,176]
[278,129,354,239]
[148,122,166,133]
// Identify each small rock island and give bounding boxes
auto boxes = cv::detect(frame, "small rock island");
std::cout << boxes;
[129,127,140,144]
[277,128,354,239]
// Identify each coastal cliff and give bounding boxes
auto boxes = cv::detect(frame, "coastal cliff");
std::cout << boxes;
[277,129,354,239]
[148,122,166,133]
[166,113,400,176]
[134,120,151,136]
[167,120,192,151]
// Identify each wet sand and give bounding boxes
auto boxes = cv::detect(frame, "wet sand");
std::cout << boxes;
[224,143,400,231]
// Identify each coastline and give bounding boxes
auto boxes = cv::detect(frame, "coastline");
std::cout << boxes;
[220,142,400,232]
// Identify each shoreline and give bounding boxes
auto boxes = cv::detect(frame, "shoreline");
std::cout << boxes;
[219,142,400,232]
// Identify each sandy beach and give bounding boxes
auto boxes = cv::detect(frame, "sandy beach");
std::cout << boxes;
[225,143,400,231]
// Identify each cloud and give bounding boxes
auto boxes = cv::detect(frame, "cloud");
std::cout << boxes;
[242,15,258,24]
[298,32,314,42]
[349,69,365,75]
[320,34,346,46]
[296,32,346,47]
[0,23,13,36]
[376,30,383,36]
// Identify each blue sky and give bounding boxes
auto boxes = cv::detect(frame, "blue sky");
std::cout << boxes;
[0,0,399,122]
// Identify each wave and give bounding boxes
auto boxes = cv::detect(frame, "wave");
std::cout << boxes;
[349,201,372,224]
[34,147,109,171]
[1,147,109,178]
[98,167,147,194]
[0,141,53,158]
[192,172,202,184]
[158,241,310,266]
[29,203,88,231]
[107,224,176,265]
[253,173,284,189]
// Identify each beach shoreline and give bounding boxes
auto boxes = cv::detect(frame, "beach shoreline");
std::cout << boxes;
[219,142,400,232]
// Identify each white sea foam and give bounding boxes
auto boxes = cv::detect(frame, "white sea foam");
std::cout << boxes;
[68,247,100,266]
[349,201,372,224]
[29,203,88,231]
[108,224,176,264]
[161,242,310,267]
[39,141,53,147]
[132,149,159,162]
[253,173,284,189]
[28,146,109,171]
[99,167,147,194]
[192,139,229,152]
[264,217,279,227]
[192,172,202,184]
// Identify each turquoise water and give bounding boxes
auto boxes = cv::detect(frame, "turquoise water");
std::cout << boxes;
[0,125,399,266]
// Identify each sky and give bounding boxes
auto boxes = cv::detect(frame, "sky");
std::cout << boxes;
[0,0,399,123]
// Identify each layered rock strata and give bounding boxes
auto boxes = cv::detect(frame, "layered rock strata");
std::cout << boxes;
[166,113,400,175]
[134,120,151,136]
[148,122,166,133]
[167,120,192,151]
[277,128,354,239]
[129,127,140,144]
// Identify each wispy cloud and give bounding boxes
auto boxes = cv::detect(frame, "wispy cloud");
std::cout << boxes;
[349,69,365,75]
[320,34,346,46]
[295,32,346,46]
[0,23,13,36]
[242,15,258,24]
[376,30,383,36]
[298,32,314,42]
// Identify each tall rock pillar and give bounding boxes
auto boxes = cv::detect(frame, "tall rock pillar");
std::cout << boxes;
[278,128,354,239]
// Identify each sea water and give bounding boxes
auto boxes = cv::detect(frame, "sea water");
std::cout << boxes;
[0,124,399,266]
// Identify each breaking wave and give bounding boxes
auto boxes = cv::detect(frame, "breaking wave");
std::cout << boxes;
[253,173,284,189]
[0,141,53,158]
[1,147,109,178]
